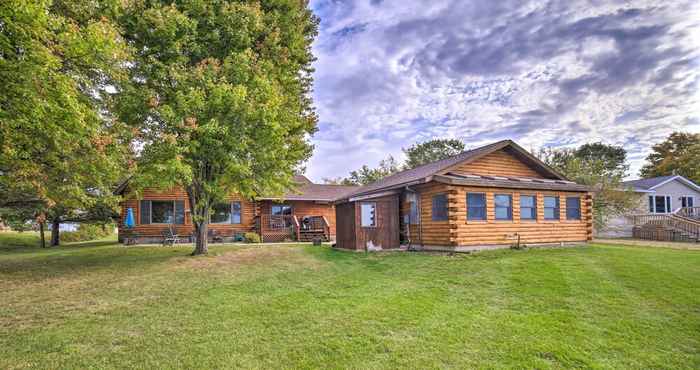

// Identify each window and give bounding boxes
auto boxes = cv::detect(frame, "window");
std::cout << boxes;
[409,200,419,225]
[407,193,419,224]
[649,196,672,213]
[211,202,242,224]
[494,194,513,220]
[544,196,560,220]
[566,197,581,220]
[232,202,241,223]
[432,194,448,221]
[271,204,292,216]
[467,193,486,220]
[681,196,694,208]
[142,200,185,224]
[361,202,376,227]
[520,195,536,220]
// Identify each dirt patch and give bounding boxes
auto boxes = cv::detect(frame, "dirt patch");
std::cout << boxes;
[172,245,325,271]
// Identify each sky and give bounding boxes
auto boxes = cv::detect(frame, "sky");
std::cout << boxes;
[303,0,700,182]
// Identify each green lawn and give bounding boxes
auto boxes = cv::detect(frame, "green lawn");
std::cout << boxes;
[1,233,699,369]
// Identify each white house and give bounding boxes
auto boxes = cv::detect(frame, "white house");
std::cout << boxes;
[598,175,700,238]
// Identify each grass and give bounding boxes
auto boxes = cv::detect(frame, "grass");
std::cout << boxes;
[1,232,699,369]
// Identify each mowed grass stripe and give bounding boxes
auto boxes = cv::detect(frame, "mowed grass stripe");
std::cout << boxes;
[0,234,698,369]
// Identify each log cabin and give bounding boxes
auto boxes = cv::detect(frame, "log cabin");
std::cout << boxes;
[115,176,357,244]
[334,140,593,252]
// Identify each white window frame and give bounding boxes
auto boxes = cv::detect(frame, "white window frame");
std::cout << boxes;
[360,202,377,228]
[680,196,695,208]
[649,195,672,214]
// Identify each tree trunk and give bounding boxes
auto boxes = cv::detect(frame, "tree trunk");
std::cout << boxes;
[192,221,209,255]
[50,219,60,246]
[39,221,46,248]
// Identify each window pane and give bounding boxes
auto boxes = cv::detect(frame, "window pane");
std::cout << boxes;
[211,203,231,224]
[690,198,695,207]
[544,196,558,208]
[467,193,485,206]
[520,195,535,208]
[495,194,512,220]
[232,202,241,224]
[151,201,174,223]
[432,194,448,221]
[520,195,536,220]
[272,204,292,216]
[521,207,536,220]
[649,196,654,213]
[409,201,419,224]
[467,193,486,220]
[544,196,559,220]
[655,196,666,213]
[566,197,581,220]
[361,203,376,227]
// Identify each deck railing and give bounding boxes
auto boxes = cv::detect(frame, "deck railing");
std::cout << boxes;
[677,207,700,219]
[631,211,700,242]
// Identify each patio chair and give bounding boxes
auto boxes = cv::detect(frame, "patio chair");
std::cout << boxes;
[161,225,181,246]
[208,229,224,243]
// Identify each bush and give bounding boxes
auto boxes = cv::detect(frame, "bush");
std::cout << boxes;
[61,223,114,243]
[243,232,261,244]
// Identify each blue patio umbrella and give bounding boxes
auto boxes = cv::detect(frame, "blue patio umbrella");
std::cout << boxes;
[125,208,135,228]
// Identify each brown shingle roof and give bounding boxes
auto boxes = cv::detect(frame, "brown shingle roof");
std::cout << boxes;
[341,140,566,200]
[259,182,358,201]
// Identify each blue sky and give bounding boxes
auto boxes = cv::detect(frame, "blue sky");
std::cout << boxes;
[305,0,700,182]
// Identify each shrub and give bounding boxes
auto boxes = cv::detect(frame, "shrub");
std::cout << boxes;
[61,223,114,243]
[243,232,261,244]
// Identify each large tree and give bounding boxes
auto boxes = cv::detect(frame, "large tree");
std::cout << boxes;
[538,143,636,231]
[117,1,319,255]
[640,132,700,183]
[0,0,132,247]
[403,139,465,169]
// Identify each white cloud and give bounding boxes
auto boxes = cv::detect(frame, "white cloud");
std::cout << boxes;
[306,0,700,181]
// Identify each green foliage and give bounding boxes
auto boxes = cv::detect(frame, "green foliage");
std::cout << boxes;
[0,0,132,246]
[243,232,261,244]
[117,0,319,254]
[60,223,114,243]
[403,138,465,169]
[640,132,700,183]
[330,156,400,186]
[327,138,466,185]
[537,143,637,230]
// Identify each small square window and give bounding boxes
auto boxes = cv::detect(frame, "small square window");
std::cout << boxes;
[566,197,581,220]
[432,194,448,221]
[494,194,513,220]
[520,195,536,220]
[544,196,560,220]
[467,193,486,220]
[361,202,376,227]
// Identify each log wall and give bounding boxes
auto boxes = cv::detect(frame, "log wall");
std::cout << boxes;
[445,149,550,178]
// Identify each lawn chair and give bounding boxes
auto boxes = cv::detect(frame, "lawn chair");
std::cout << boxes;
[208,229,224,243]
[161,225,181,246]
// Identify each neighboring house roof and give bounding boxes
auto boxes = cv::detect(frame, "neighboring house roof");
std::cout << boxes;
[622,175,700,193]
[339,139,574,201]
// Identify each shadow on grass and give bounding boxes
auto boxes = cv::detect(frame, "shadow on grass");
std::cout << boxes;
[0,241,195,279]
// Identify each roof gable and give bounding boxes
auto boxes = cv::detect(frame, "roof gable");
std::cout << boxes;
[442,147,557,179]
[343,140,568,199]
